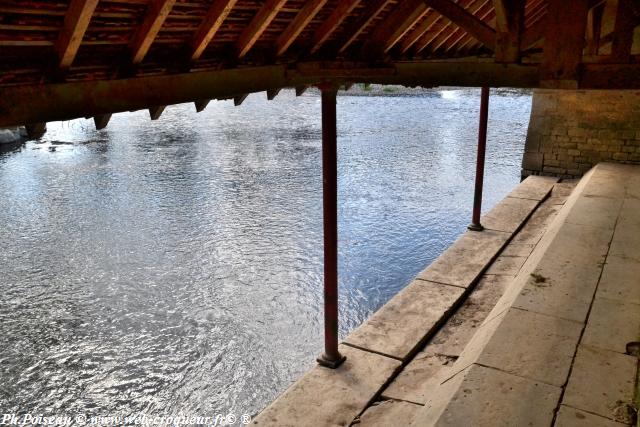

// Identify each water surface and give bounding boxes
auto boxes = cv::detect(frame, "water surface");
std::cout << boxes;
[0,88,531,418]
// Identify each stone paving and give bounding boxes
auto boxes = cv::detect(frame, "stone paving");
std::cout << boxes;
[253,164,640,427]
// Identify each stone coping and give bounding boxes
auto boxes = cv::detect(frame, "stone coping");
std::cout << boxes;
[253,175,559,426]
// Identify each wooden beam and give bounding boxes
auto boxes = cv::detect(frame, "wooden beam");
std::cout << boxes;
[493,0,525,62]
[57,0,98,69]
[415,0,478,54]
[149,105,166,120]
[276,0,328,56]
[194,100,210,112]
[190,0,237,61]
[237,0,288,58]
[93,114,111,130]
[423,0,496,49]
[310,0,361,54]
[130,0,176,64]
[401,13,441,53]
[541,0,589,86]
[15,61,640,128]
[234,94,248,106]
[266,88,281,100]
[366,0,427,55]
[443,0,494,53]
[337,0,393,53]
[434,0,490,53]
[611,0,637,62]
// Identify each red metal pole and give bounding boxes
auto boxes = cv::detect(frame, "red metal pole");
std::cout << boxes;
[468,86,490,232]
[317,84,346,369]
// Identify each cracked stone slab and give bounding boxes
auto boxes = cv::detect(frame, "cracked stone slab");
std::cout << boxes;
[562,346,637,425]
[418,229,510,288]
[555,405,627,427]
[411,364,561,427]
[357,400,423,426]
[597,255,640,305]
[467,307,582,387]
[344,280,464,360]
[253,345,401,427]
[512,222,612,323]
[507,175,558,201]
[582,296,640,354]
[481,197,539,233]
[485,255,527,276]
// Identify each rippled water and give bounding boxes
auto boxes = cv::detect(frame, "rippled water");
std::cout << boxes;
[0,88,530,418]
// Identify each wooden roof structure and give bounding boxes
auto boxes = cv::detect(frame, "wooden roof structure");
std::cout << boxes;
[0,0,639,127]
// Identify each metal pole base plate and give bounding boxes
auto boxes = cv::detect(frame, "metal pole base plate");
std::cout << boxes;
[317,352,346,369]
[467,222,484,231]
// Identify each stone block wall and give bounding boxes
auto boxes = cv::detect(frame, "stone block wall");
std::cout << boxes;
[522,89,640,178]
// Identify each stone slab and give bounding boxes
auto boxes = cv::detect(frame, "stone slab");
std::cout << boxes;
[507,175,558,201]
[485,255,527,276]
[582,296,640,354]
[555,405,627,427]
[481,197,539,233]
[564,195,622,230]
[512,222,612,323]
[382,276,510,404]
[609,199,640,258]
[597,255,640,305]
[500,243,535,257]
[344,280,464,360]
[418,229,510,288]
[357,400,423,427]
[562,345,637,425]
[470,307,583,387]
[381,353,455,404]
[411,364,562,427]
[253,345,401,427]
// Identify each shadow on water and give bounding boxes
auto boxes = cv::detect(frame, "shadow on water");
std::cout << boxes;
[0,88,531,417]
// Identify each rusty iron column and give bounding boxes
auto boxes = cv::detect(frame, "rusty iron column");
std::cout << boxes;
[468,86,490,231]
[317,83,346,369]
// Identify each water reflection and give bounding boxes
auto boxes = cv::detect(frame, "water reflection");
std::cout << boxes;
[0,88,530,416]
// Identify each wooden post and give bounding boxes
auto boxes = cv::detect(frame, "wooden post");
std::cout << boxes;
[316,83,345,369]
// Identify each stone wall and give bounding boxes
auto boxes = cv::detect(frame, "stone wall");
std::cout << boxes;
[522,89,640,178]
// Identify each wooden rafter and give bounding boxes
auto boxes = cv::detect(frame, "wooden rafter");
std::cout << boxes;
[366,0,428,54]
[190,0,238,61]
[57,0,99,69]
[400,12,441,53]
[310,0,361,54]
[337,0,393,53]
[436,0,490,52]
[521,12,547,49]
[130,0,176,64]
[415,0,478,54]
[415,19,450,53]
[423,0,497,50]
[277,0,328,56]
[237,0,288,58]
[443,0,493,53]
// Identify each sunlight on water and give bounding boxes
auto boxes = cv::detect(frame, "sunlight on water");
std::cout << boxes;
[0,88,531,417]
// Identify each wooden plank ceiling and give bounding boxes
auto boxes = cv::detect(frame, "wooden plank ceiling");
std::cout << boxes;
[0,0,639,126]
